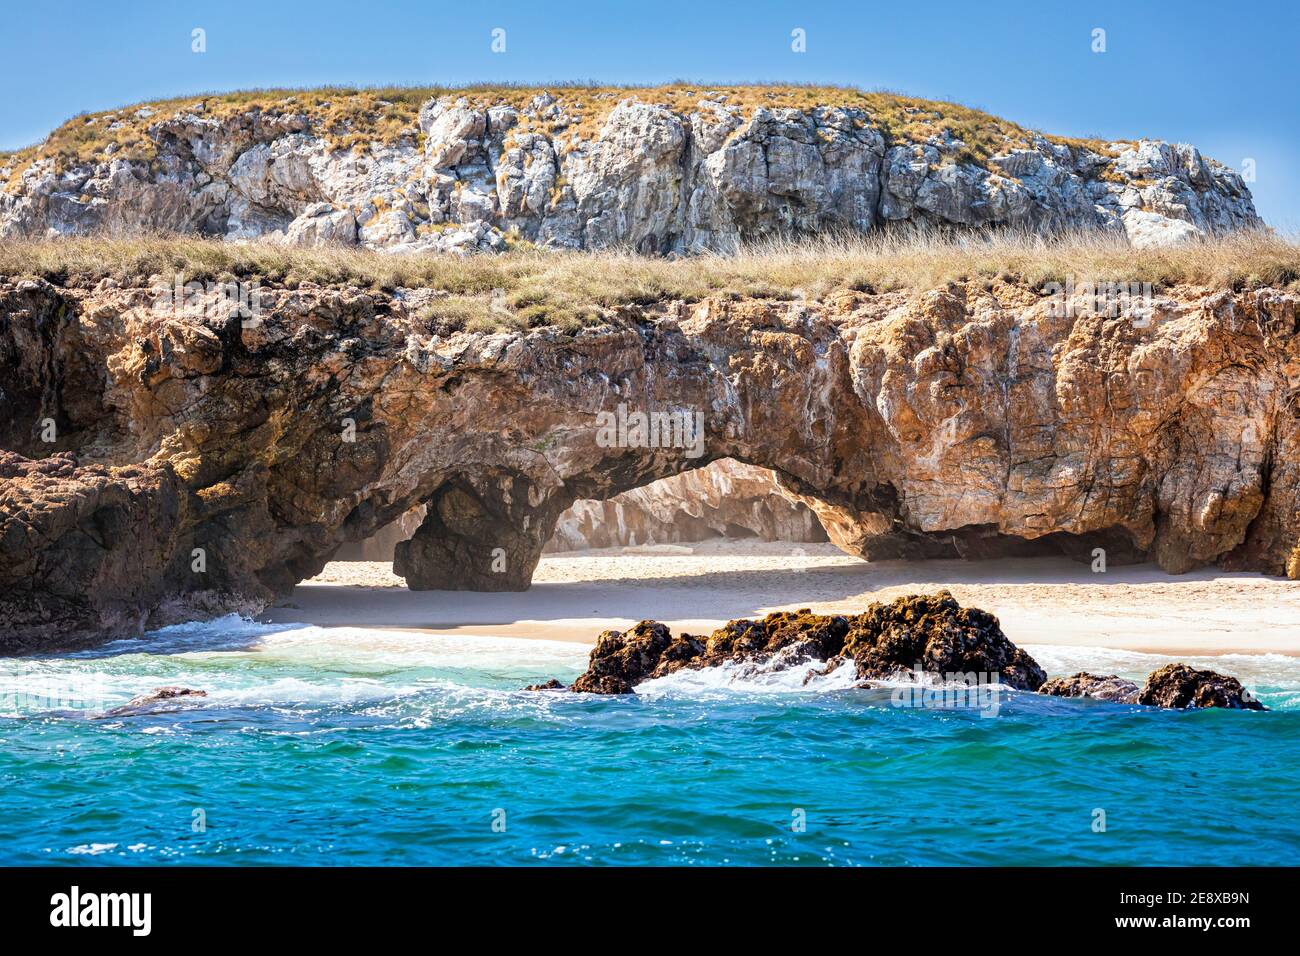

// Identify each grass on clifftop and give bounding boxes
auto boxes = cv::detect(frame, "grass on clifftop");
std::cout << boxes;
[2,230,1296,334]
[1,83,1114,190]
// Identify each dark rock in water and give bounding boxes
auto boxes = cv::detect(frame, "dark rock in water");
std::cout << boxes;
[1040,672,1141,704]
[563,593,1045,694]
[568,611,850,693]
[128,686,206,705]
[841,591,1047,691]
[101,686,207,717]
[704,610,850,666]
[540,608,1269,711]
[523,678,567,692]
[656,632,709,676]
[1138,663,1266,710]
[1039,666,1266,711]
[570,621,675,694]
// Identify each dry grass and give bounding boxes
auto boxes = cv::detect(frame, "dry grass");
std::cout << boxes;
[2,86,439,187]
[2,82,1118,192]
[2,229,1295,334]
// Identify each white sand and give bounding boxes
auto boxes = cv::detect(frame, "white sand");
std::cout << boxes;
[261,540,1300,656]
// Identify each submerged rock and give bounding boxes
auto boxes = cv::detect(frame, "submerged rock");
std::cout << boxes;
[1137,663,1266,711]
[523,678,566,692]
[563,592,1044,694]
[1040,665,1266,710]
[1040,672,1141,704]
[101,686,207,717]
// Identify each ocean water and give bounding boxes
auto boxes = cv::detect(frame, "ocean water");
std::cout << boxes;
[1,616,1297,866]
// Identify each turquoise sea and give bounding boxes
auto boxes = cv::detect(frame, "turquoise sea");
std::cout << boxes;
[1,616,1297,866]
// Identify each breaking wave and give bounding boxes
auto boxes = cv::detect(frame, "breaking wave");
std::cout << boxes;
[2,615,1298,866]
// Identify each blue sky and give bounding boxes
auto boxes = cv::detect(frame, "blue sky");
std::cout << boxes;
[2,0,1296,227]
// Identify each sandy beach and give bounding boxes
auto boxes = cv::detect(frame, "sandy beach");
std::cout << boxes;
[261,540,1300,656]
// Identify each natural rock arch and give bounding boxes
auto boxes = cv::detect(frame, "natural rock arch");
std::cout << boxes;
[332,458,829,567]
[1,276,1298,651]
[542,459,829,553]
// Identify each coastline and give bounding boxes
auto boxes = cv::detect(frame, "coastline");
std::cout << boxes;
[260,541,1300,657]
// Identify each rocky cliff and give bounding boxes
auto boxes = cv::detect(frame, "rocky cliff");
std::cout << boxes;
[2,256,1297,651]
[0,86,1261,252]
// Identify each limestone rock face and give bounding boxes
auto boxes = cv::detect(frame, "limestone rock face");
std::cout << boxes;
[1137,663,1266,710]
[0,92,1260,251]
[285,203,358,247]
[546,459,826,551]
[393,471,572,591]
[1040,672,1141,704]
[1,274,1298,650]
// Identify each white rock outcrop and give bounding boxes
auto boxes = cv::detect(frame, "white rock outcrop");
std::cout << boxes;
[0,92,1262,251]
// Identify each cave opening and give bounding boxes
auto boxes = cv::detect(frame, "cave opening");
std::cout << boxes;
[333,457,830,568]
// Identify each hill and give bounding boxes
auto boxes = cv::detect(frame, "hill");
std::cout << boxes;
[0,84,1262,253]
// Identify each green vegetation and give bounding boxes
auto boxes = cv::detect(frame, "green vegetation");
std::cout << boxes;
[2,230,1295,334]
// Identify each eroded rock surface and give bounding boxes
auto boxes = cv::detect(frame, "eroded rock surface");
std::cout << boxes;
[552,616,1267,711]
[340,460,825,559]
[334,504,426,561]
[0,90,1260,251]
[1041,666,1265,710]
[840,592,1046,690]
[1040,672,1141,703]
[2,276,1298,650]
[559,592,1045,694]
[546,459,826,551]
[571,621,679,694]
[1137,663,1266,710]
